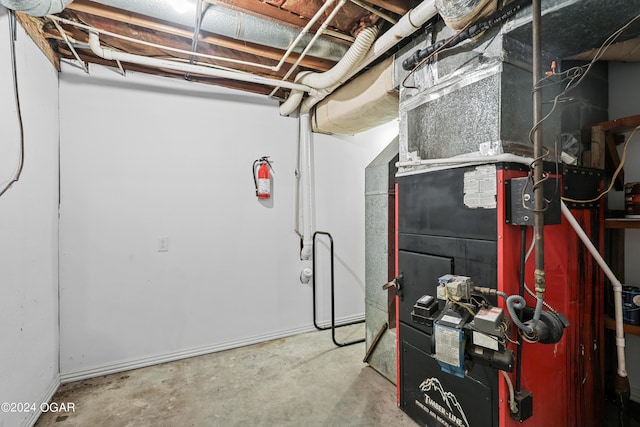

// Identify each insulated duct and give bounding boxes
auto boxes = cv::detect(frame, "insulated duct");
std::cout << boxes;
[313,56,398,135]
[282,0,438,118]
[435,0,497,30]
[279,26,379,116]
[0,0,71,16]
[89,0,348,63]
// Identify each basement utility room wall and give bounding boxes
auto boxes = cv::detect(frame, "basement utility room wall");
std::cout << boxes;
[609,61,640,403]
[0,7,60,427]
[58,63,396,379]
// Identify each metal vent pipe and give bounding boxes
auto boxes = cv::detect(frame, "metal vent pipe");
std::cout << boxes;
[89,0,348,62]
[0,0,71,16]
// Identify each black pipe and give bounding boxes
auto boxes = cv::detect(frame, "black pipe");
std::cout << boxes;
[401,0,531,71]
[532,0,546,302]
[312,231,365,347]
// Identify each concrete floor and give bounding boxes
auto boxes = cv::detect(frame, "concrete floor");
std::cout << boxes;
[35,323,640,427]
[36,325,417,427]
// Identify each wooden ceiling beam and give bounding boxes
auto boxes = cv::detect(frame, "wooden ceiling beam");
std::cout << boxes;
[209,0,353,42]
[65,0,335,72]
[16,12,60,71]
[359,0,412,15]
[204,0,310,30]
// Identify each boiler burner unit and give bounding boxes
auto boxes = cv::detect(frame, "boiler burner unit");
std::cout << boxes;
[395,163,604,427]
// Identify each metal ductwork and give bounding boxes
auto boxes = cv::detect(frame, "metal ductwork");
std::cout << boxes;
[0,0,71,16]
[89,0,348,62]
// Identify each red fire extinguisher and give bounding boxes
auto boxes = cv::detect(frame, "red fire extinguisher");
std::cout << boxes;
[253,156,273,199]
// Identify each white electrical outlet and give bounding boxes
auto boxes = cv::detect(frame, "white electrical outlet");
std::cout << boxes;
[158,236,169,252]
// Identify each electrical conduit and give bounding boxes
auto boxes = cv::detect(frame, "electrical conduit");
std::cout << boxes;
[87,31,317,95]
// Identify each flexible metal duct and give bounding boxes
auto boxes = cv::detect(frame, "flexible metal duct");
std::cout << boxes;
[0,0,71,16]
[89,0,348,62]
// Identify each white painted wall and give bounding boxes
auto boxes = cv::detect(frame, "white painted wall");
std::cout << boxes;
[58,63,396,378]
[0,8,60,427]
[608,61,640,403]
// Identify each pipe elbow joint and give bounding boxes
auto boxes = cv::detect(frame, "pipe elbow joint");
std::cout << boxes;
[300,244,312,260]
[88,31,113,61]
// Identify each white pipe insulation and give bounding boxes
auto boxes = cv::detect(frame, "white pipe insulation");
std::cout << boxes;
[280,0,439,116]
[348,0,438,81]
[305,0,438,111]
[560,201,627,378]
[299,112,314,262]
[279,26,380,116]
[87,31,317,95]
[297,112,315,282]
[0,0,71,16]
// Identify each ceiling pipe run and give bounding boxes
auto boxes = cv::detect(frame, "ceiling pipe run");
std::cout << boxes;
[89,0,349,63]
[87,31,317,94]
[279,26,379,116]
[281,0,438,116]
[0,0,71,16]
[333,0,438,90]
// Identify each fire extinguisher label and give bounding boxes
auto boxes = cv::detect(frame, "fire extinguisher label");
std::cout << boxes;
[258,178,270,195]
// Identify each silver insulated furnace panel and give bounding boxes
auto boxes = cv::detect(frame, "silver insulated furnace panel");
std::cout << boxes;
[365,139,398,383]
[396,21,561,172]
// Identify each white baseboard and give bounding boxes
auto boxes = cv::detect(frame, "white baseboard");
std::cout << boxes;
[23,375,61,427]
[60,314,364,384]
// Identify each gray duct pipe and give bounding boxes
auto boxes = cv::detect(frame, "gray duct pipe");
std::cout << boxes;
[0,0,71,16]
[89,0,348,63]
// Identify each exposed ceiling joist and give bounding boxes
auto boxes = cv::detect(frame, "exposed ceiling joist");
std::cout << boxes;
[64,0,337,72]
[11,0,413,99]
[204,0,329,35]
[16,12,60,70]
[359,0,413,15]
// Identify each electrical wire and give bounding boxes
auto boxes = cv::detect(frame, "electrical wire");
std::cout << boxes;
[501,320,520,345]
[450,299,477,317]
[401,0,530,88]
[501,371,518,414]
[524,12,640,206]
[443,286,477,317]
[400,0,500,89]
[562,125,640,204]
[0,11,25,199]
[401,22,472,90]
[523,231,558,313]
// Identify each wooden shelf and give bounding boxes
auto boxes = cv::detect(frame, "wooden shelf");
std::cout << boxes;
[605,315,640,336]
[605,218,640,229]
